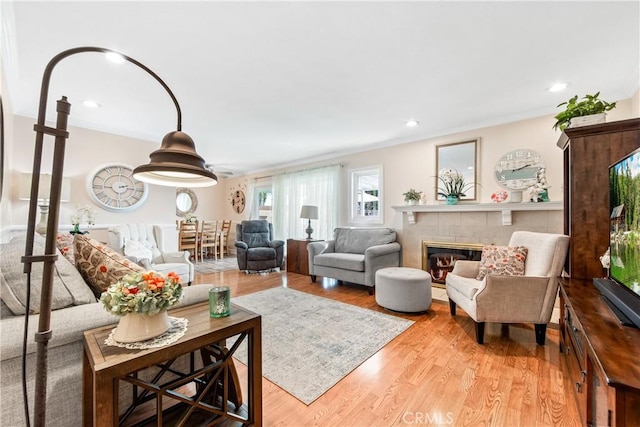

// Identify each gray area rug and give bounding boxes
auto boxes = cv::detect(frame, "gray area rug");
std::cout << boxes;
[193,257,238,274]
[231,287,414,405]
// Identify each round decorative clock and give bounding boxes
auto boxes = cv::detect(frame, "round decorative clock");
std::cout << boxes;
[494,149,545,190]
[86,163,149,212]
[231,190,246,214]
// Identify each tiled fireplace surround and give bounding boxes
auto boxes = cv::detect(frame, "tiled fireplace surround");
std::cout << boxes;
[395,203,564,324]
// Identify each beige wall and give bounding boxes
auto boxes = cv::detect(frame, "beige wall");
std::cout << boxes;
[2,92,638,254]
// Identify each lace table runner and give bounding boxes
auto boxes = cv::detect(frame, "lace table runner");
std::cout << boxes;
[104,316,188,350]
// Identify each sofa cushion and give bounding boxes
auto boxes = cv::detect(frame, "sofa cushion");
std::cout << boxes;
[246,247,277,261]
[0,234,96,315]
[334,227,396,254]
[446,273,481,300]
[314,253,365,272]
[74,234,145,298]
[476,245,528,281]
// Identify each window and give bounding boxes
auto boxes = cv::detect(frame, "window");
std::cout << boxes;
[272,165,340,241]
[350,166,383,224]
[253,184,273,222]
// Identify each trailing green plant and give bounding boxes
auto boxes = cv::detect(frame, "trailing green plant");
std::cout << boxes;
[402,188,422,202]
[553,92,616,131]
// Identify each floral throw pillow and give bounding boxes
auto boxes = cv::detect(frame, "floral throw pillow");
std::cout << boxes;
[55,233,76,264]
[74,234,145,297]
[476,245,528,281]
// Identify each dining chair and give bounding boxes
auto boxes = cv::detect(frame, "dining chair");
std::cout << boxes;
[220,220,232,257]
[199,220,219,262]
[178,221,199,262]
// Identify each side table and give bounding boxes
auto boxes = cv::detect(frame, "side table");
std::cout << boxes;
[82,302,262,426]
[286,238,321,275]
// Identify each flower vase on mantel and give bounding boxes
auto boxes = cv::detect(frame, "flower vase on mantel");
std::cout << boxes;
[113,310,171,343]
[445,195,459,205]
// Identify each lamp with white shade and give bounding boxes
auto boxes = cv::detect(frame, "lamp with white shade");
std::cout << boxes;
[300,205,319,240]
[18,172,71,235]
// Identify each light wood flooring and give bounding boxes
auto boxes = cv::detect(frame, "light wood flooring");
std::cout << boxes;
[193,269,581,426]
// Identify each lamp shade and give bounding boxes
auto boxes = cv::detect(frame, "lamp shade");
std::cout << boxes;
[19,173,71,202]
[133,131,218,187]
[300,205,319,219]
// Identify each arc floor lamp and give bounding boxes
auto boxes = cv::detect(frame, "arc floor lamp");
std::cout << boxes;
[21,46,217,427]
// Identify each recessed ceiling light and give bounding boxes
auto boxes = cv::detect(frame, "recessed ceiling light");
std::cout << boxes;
[547,82,570,92]
[405,120,419,127]
[82,100,101,108]
[105,51,125,64]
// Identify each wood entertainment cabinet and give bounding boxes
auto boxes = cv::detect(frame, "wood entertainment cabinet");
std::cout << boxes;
[558,119,640,426]
[558,118,640,279]
[559,278,640,426]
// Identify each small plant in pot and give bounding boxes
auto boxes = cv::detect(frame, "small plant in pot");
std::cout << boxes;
[403,188,422,205]
[553,92,616,131]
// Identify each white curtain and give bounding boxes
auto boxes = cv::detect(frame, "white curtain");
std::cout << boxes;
[272,164,340,241]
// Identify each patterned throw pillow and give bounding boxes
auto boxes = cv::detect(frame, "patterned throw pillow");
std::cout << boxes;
[476,245,528,281]
[55,233,76,264]
[74,234,145,297]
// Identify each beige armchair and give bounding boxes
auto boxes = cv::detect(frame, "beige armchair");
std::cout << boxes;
[445,231,569,345]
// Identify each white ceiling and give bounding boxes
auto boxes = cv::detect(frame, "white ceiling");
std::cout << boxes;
[2,1,639,177]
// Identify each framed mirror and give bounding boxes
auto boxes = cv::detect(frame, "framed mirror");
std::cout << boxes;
[176,188,198,217]
[435,139,479,201]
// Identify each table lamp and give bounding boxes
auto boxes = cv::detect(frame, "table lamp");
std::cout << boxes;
[300,205,319,239]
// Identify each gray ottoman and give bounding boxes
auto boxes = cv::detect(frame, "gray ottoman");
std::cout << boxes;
[375,267,432,313]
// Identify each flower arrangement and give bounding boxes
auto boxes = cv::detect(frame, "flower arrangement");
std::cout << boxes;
[437,169,474,199]
[70,205,96,234]
[185,212,198,223]
[100,271,183,316]
[402,188,423,203]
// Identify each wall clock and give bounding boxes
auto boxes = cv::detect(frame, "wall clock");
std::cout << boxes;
[494,149,545,190]
[231,189,246,214]
[86,163,149,212]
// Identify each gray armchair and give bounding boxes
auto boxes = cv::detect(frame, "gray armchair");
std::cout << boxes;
[108,223,194,284]
[234,220,285,272]
[307,227,401,294]
[445,231,569,345]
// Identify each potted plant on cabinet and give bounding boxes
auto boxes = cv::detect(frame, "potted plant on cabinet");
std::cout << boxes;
[552,92,616,131]
[402,188,422,205]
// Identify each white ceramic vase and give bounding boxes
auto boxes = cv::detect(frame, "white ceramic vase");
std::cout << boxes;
[113,310,171,343]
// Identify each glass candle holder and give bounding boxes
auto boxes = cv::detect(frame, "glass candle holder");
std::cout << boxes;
[209,286,230,318]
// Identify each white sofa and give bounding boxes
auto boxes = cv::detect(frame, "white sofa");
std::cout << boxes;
[0,232,212,426]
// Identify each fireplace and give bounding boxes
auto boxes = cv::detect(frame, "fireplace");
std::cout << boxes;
[422,241,484,288]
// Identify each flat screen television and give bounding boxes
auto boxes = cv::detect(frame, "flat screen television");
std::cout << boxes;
[593,146,640,328]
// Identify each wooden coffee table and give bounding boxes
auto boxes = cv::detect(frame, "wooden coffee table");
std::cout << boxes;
[82,302,262,426]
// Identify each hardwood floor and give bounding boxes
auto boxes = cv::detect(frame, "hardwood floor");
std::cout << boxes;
[193,270,581,426]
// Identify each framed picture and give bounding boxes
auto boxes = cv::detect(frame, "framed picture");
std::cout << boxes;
[435,138,479,201]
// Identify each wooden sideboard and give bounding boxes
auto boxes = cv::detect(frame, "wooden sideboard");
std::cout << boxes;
[559,278,640,426]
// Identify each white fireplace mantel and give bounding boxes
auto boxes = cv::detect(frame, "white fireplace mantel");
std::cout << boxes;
[392,201,563,225]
